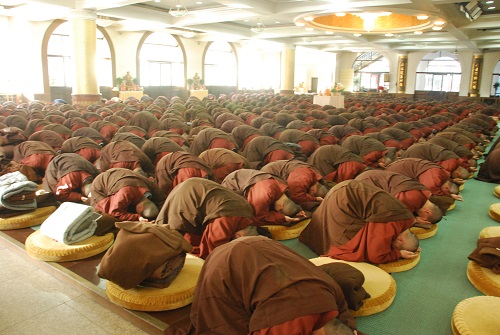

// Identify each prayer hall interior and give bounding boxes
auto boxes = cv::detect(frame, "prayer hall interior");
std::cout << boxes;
[1,1,500,335]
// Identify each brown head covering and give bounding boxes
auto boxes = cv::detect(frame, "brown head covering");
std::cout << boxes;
[307,145,364,176]
[28,130,64,151]
[99,140,154,174]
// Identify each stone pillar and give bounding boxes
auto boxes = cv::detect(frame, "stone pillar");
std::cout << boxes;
[280,45,295,95]
[69,9,101,106]
[469,54,483,97]
[397,54,408,94]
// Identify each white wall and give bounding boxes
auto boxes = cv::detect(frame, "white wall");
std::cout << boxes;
[481,51,500,97]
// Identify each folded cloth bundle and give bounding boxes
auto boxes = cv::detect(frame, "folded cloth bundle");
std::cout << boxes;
[319,262,371,311]
[140,253,187,288]
[40,202,99,245]
[0,171,38,211]
[98,221,192,290]
[468,236,500,274]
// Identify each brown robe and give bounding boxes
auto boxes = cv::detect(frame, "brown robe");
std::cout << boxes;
[98,221,192,290]
[12,141,56,170]
[231,125,262,149]
[186,236,356,334]
[468,236,500,274]
[299,180,414,263]
[42,153,99,194]
[72,127,107,144]
[307,145,365,177]
[475,147,500,183]
[241,136,294,168]
[126,111,160,136]
[99,140,154,175]
[198,148,250,183]
[355,169,430,213]
[142,137,184,164]
[27,130,65,151]
[155,151,213,198]
[278,129,320,156]
[190,128,237,156]
[402,143,460,172]
[261,159,323,204]
[341,135,387,168]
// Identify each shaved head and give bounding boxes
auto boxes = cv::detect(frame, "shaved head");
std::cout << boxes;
[275,193,302,216]
[416,200,443,224]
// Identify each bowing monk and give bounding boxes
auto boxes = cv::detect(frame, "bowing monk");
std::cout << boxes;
[475,147,500,183]
[142,137,184,166]
[28,130,64,152]
[60,136,102,163]
[190,127,238,155]
[261,159,329,210]
[300,180,419,264]
[98,140,155,177]
[221,169,305,227]
[198,148,250,183]
[401,142,464,178]
[156,178,256,259]
[91,168,162,222]
[307,145,367,184]
[155,151,213,198]
[172,236,358,335]
[42,153,99,203]
[230,124,262,150]
[241,135,295,169]
[341,135,388,168]
[386,158,461,200]
[12,141,56,182]
[278,129,320,157]
[355,170,442,226]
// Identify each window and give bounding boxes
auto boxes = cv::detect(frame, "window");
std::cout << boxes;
[415,51,461,92]
[491,60,500,97]
[352,52,390,91]
[139,33,184,87]
[47,22,112,87]
[204,41,237,86]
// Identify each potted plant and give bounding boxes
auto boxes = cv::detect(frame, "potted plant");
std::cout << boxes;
[494,82,500,96]
[187,78,194,89]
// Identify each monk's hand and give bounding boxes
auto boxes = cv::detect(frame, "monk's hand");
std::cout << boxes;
[378,162,387,168]
[284,216,301,223]
[36,189,48,196]
[414,216,431,226]
[315,196,324,202]
[469,167,477,172]
[451,194,463,201]
[452,178,465,185]
[295,210,307,218]
[80,196,89,203]
[138,216,150,222]
[400,250,419,259]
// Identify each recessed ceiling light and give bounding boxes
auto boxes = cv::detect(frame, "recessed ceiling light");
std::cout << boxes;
[385,33,394,36]
[353,33,362,37]
[244,19,249,22]
[335,12,347,17]
[417,15,429,20]
[196,1,202,4]
[275,21,280,23]
[414,30,423,35]
[432,26,443,30]
[227,3,251,8]
[295,22,305,27]
[305,27,314,31]
[304,16,314,21]
[326,31,334,35]
[486,1,494,3]
[488,6,496,9]
[434,20,446,25]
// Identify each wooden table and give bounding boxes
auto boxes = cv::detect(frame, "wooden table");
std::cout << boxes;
[119,91,143,100]
[313,95,345,108]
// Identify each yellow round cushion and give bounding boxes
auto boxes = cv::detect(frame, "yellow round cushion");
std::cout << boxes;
[459,183,465,192]
[378,252,421,273]
[494,185,500,199]
[263,218,311,241]
[410,224,438,240]
[451,296,500,335]
[309,257,396,317]
[466,261,500,297]
[0,206,57,230]
[105,254,204,312]
[448,202,456,211]
[489,203,500,222]
[479,226,500,239]
[25,230,114,262]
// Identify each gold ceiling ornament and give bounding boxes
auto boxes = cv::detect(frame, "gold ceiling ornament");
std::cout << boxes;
[296,11,447,35]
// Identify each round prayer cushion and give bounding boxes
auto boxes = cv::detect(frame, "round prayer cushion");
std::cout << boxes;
[105,254,204,312]
[410,224,438,240]
[309,257,396,317]
[448,202,456,211]
[494,185,500,199]
[263,218,311,241]
[489,203,500,222]
[459,183,465,192]
[451,296,500,335]
[479,226,500,239]
[466,261,500,297]
[378,252,421,273]
[0,206,57,230]
[25,230,114,262]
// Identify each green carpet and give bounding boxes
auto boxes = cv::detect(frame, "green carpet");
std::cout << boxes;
[281,130,500,335]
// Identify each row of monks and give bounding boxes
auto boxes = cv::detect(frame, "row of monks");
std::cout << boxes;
[1,93,499,334]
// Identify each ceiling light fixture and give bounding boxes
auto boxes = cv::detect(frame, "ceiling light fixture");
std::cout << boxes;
[488,6,496,9]
[182,30,195,38]
[96,15,113,27]
[169,0,188,17]
[434,19,446,25]
[432,26,443,30]
[304,16,314,21]
[305,27,314,31]
[353,33,362,37]
[335,12,347,17]
[414,30,423,35]
[416,15,429,20]
[325,31,334,35]
[385,33,394,36]
[295,22,305,27]
[453,42,459,55]
[354,12,391,32]
[251,18,266,33]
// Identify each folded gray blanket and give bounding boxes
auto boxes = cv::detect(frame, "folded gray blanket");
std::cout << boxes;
[0,171,38,211]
